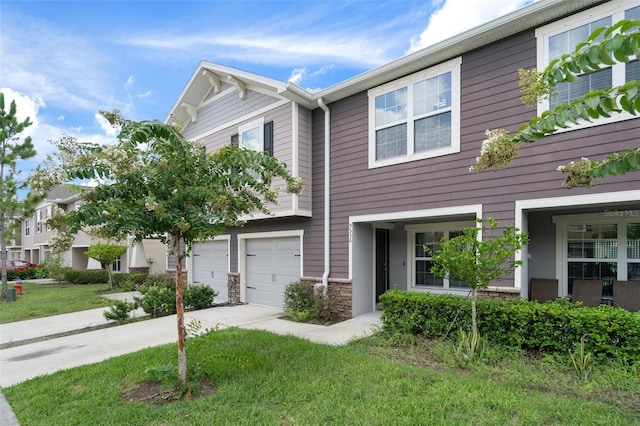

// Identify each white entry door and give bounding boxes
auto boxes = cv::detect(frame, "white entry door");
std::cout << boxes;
[245,237,301,307]
[192,240,229,302]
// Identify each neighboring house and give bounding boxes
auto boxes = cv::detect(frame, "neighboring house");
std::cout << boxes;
[169,0,640,316]
[20,184,166,275]
[5,218,23,261]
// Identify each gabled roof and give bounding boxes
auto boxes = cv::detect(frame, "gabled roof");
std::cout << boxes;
[165,62,316,126]
[45,184,92,204]
[167,0,604,119]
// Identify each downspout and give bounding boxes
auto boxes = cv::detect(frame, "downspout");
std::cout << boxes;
[318,98,330,294]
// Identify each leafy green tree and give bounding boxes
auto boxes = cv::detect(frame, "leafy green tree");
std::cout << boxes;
[38,114,303,387]
[429,218,528,336]
[471,19,640,188]
[86,243,128,290]
[0,92,44,299]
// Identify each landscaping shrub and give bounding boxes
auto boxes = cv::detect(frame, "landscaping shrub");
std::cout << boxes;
[62,269,109,284]
[103,299,137,324]
[34,257,66,282]
[379,289,640,362]
[284,281,318,322]
[135,286,176,318]
[184,284,217,310]
[111,272,148,291]
[6,268,39,281]
[137,273,175,294]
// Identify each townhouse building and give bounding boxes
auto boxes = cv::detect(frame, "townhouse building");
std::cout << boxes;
[167,0,639,317]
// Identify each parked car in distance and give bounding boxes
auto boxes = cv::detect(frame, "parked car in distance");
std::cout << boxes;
[1,260,38,270]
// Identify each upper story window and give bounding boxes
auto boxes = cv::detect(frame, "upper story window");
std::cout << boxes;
[237,118,274,156]
[368,57,461,169]
[46,205,52,231]
[24,219,30,236]
[536,0,640,128]
[36,210,41,233]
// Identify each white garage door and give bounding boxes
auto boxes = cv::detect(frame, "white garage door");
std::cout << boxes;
[192,240,229,302]
[245,237,301,307]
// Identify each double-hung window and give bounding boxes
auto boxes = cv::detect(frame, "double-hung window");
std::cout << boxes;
[535,0,640,128]
[36,210,41,233]
[24,219,30,236]
[368,57,461,168]
[406,221,473,290]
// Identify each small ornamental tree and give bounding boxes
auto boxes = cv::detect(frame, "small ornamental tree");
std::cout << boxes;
[35,113,303,388]
[471,19,640,187]
[0,92,44,299]
[86,243,127,290]
[429,217,528,336]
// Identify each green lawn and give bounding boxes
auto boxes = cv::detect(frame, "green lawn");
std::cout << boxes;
[0,282,112,323]
[4,328,639,425]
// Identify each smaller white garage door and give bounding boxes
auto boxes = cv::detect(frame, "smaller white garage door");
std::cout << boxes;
[245,237,301,308]
[192,240,229,302]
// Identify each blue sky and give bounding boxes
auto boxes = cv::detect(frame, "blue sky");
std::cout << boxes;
[1,0,535,174]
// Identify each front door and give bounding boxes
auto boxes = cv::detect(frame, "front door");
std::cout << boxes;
[375,228,389,303]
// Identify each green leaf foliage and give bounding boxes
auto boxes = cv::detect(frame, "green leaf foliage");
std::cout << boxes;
[379,290,640,362]
[0,92,45,298]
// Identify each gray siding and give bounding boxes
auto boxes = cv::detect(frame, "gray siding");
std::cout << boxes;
[314,28,640,279]
[183,87,280,140]
[297,106,313,212]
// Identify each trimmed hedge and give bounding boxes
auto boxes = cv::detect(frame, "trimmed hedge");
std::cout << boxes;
[379,289,640,362]
[6,268,39,281]
[62,269,109,284]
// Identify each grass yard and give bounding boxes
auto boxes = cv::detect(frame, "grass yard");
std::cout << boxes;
[0,282,112,324]
[4,328,639,425]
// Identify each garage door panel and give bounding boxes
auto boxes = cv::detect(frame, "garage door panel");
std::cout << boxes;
[245,237,301,308]
[193,241,228,302]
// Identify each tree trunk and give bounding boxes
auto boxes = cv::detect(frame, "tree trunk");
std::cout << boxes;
[0,217,7,299]
[107,265,113,290]
[471,287,478,336]
[174,233,187,386]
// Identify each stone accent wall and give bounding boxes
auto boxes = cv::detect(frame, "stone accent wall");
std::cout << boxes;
[227,273,241,305]
[300,277,353,321]
[128,267,149,274]
[476,286,521,301]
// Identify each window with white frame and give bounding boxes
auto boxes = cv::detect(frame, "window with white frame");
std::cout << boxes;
[36,210,41,233]
[112,256,122,272]
[555,213,640,298]
[239,118,264,152]
[536,0,640,126]
[368,57,461,168]
[406,221,473,289]
[46,205,52,231]
[24,219,30,236]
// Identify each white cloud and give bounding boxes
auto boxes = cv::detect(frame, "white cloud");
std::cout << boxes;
[95,113,119,137]
[0,88,45,138]
[408,0,532,53]
[124,75,135,91]
[57,115,65,121]
[288,68,306,85]
[122,27,397,68]
[1,11,118,114]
